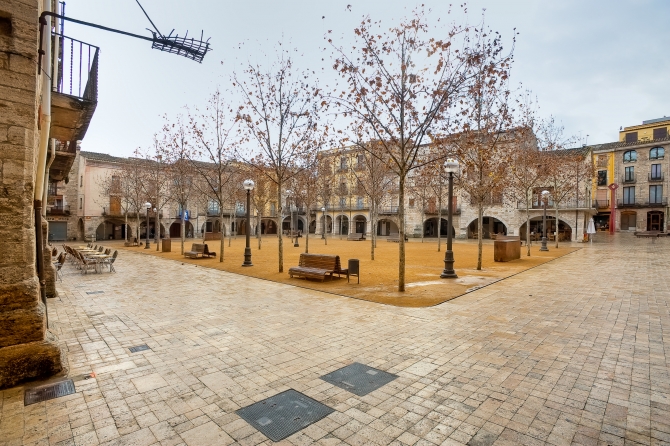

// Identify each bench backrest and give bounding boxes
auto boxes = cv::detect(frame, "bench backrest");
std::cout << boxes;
[494,235,520,242]
[203,244,213,254]
[190,243,205,253]
[299,253,341,271]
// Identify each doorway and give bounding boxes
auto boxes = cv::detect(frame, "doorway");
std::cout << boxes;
[647,211,664,231]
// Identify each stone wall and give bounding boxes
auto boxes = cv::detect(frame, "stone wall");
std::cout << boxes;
[0,0,64,389]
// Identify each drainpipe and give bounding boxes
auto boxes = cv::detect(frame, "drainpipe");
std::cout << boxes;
[35,0,52,324]
[42,139,55,218]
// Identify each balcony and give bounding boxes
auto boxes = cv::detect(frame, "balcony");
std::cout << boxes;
[423,207,461,215]
[175,210,192,219]
[593,200,610,210]
[617,198,667,208]
[517,200,591,210]
[648,173,664,182]
[46,204,70,216]
[49,34,99,181]
[646,198,668,207]
[622,174,636,184]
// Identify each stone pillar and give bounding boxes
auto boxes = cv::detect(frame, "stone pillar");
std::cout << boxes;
[0,0,64,389]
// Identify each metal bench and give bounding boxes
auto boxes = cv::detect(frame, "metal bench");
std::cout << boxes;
[289,253,349,281]
[347,232,364,241]
[185,243,217,258]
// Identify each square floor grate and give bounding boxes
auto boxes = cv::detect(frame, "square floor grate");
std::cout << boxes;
[128,344,150,353]
[86,291,104,295]
[320,362,398,396]
[236,389,334,442]
[24,379,76,406]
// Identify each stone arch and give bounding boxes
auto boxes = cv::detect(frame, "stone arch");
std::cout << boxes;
[467,216,508,239]
[261,218,277,234]
[353,214,367,234]
[335,214,349,235]
[319,215,333,233]
[169,221,194,238]
[282,215,304,233]
[309,218,316,234]
[96,219,127,240]
[377,218,399,236]
[519,216,572,241]
[423,217,455,237]
[139,221,166,239]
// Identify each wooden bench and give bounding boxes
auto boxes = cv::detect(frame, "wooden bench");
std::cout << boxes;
[387,233,408,242]
[184,243,216,258]
[634,231,666,243]
[289,253,349,281]
[347,232,364,241]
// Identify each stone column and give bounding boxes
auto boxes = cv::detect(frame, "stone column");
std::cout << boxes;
[0,0,64,389]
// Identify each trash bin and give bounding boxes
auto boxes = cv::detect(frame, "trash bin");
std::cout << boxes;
[162,238,171,252]
[348,258,359,284]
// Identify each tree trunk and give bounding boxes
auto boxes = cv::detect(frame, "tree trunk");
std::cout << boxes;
[477,205,483,270]
[180,213,185,255]
[555,206,559,248]
[219,213,225,262]
[228,212,232,247]
[305,225,309,253]
[124,213,128,242]
[398,176,406,292]
[277,182,283,273]
[155,210,160,251]
[525,195,531,256]
[370,205,375,261]
[258,213,262,250]
[324,213,328,245]
[421,210,425,243]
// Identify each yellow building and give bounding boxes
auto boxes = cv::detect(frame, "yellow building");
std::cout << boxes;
[619,117,670,143]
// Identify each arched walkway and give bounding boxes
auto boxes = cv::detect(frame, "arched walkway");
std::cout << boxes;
[519,217,572,241]
[377,219,399,236]
[282,215,304,233]
[169,221,194,238]
[201,220,226,238]
[309,219,316,234]
[96,219,127,240]
[335,215,349,235]
[319,215,333,234]
[423,217,455,237]
[468,217,507,239]
[261,218,277,235]
[139,221,166,239]
[353,215,367,234]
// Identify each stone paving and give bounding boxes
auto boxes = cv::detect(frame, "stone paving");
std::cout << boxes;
[1,234,669,445]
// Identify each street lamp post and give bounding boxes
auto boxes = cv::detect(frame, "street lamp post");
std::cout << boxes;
[441,159,459,278]
[242,179,255,266]
[540,190,549,252]
[144,202,151,249]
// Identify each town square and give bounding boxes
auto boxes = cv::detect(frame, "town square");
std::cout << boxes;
[1,1,669,445]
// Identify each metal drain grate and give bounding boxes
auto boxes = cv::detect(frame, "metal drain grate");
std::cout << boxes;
[128,344,150,353]
[24,379,76,406]
[320,362,398,396]
[236,389,334,442]
[86,291,104,295]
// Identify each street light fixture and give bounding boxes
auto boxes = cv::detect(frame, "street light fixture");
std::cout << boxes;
[144,202,151,249]
[540,190,550,252]
[242,179,255,266]
[441,158,459,278]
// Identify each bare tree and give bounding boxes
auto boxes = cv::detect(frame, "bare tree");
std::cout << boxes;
[351,145,394,260]
[121,149,150,243]
[234,50,327,273]
[143,137,171,251]
[242,162,275,249]
[329,8,488,291]
[164,115,196,254]
[409,165,435,244]
[316,156,335,245]
[189,89,239,262]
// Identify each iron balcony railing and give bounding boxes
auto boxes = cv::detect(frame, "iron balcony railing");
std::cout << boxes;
[622,174,636,184]
[47,204,70,215]
[423,207,461,215]
[593,200,610,209]
[617,198,667,208]
[517,200,591,210]
[53,33,99,101]
[648,172,664,182]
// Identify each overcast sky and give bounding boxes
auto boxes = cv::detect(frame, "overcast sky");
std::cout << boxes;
[62,0,669,157]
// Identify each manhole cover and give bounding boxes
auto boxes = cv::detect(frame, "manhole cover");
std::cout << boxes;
[86,291,104,295]
[320,362,398,396]
[24,379,75,405]
[128,344,150,353]
[236,389,334,442]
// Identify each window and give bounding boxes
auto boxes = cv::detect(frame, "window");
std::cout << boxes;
[270,202,276,217]
[47,182,57,196]
[340,157,347,170]
[208,200,219,214]
[597,155,608,168]
[622,186,635,205]
[624,166,634,182]
[80,175,83,187]
[357,154,365,168]
[597,170,607,186]
[653,128,668,140]
[649,185,663,204]
[79,197,83,209]
[623,150,637,163]
[409,198,415,207]
[625,132,638,143]
[650,147,665,159]
[339,197,346,207]
[651,164,662,180]
[356,197,364,209]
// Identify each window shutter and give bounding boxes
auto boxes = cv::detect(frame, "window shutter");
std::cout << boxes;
[653,127,668,140]
[625,132,638,143]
